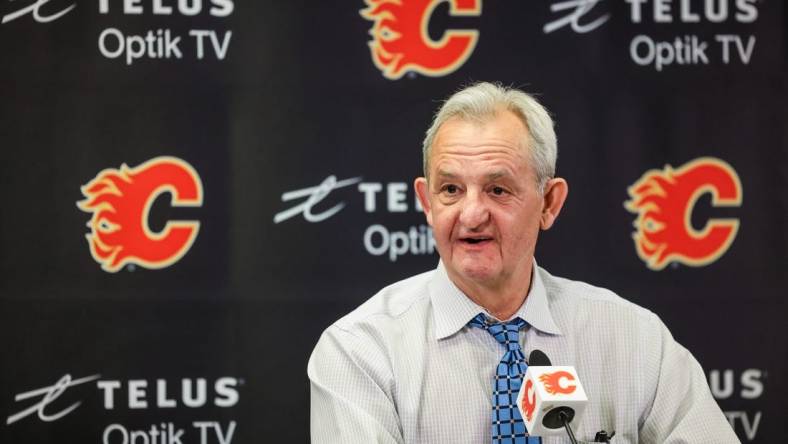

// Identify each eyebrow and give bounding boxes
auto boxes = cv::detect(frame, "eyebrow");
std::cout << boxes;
[486,170,511,180]
[436,169,457,179]
[434,169,514,180]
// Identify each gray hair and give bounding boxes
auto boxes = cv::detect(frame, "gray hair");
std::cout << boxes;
[422,82,557,193]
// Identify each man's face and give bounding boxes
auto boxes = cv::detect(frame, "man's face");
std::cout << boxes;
[415,111,560,292]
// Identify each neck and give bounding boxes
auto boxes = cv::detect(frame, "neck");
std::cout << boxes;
[448,264,534,320]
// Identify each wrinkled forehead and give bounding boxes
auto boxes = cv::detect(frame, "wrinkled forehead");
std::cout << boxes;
[430,111,532,158]
[428,114,536,183]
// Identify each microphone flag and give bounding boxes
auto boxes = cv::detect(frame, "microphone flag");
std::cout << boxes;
[515,365,589,436]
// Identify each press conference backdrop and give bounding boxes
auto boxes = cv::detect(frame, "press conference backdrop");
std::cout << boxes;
[1,1,786,443]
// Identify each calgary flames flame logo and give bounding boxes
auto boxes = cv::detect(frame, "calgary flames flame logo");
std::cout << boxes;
[625,157,742,271]
[360,0,481,80]
[520,379,537,422]
[77,157,203,272]
[539,371,576,395]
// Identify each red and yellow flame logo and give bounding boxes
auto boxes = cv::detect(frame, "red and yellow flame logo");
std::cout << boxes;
[539,371,577,395]
[360,0,481,80]
[625,157,742,271]
[521,378,536,422]
[77,156,203,272]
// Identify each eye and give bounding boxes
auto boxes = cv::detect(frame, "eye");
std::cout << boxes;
[491,186,506,196]
[442,184,459,194]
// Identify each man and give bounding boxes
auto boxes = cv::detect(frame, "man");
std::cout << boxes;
[308,82,738,443]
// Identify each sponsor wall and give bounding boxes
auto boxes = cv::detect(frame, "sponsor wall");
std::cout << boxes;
[1,0,785,442]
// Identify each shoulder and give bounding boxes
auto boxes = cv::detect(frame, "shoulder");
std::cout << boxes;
[312,268,435,358]
[539,266,659,319]
[537,266,664,335]
[332,268,434,333]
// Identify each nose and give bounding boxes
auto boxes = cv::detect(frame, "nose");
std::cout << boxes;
[458,189,490,230]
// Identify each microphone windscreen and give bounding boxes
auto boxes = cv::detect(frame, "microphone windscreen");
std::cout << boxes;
[528,349,552,366]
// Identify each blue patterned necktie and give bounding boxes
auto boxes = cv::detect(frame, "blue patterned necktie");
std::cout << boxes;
[469,313,541,444]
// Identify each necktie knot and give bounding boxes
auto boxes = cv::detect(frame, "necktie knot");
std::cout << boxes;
[468,313,527,351]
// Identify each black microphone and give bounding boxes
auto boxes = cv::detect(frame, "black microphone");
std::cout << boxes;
[528,349,552,366]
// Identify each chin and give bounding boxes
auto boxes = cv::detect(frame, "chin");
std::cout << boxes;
[456,263,499,284]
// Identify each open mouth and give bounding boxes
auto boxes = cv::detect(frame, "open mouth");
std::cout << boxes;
[462,237,492,245]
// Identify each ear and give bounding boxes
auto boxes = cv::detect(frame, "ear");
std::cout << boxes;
[414,177,433,226]
[540,178,568,230]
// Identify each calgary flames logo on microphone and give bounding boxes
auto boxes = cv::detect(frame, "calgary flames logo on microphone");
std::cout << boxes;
[539,371,577,395]
[521,379,536,422]
[360,0,481,80]
[625,157,742,271]
[77,156,203,272]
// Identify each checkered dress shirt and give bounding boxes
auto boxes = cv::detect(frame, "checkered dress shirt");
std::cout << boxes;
[308,262,739,443]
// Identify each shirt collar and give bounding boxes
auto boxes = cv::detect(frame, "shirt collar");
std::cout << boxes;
[519,262,562,336]
[429,260,563,340]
